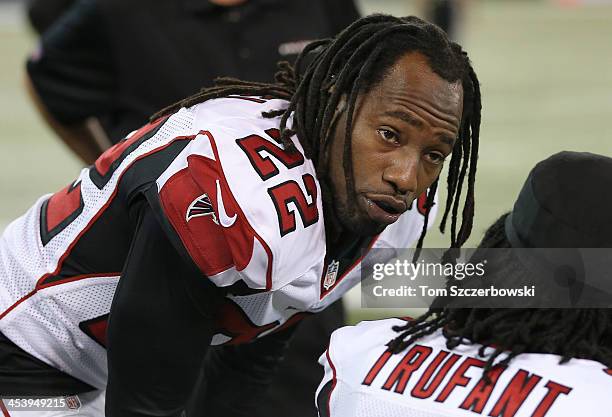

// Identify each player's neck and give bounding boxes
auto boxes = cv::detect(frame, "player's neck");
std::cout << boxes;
[324,210,344,246]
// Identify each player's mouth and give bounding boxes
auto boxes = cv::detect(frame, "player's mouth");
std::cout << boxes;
[363,194,407,225]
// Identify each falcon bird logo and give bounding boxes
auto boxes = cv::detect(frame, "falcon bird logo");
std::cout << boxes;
[186,194,219,225]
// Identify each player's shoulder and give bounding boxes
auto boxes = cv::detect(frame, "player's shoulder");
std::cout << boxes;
[324,319,612,416]
[321,318,414,394]
[332,317,408,338]
[191,95,290,127]
[150,97,325,291]
[495,352,612,416]
[511,352,612,396]
[328,318,409,357]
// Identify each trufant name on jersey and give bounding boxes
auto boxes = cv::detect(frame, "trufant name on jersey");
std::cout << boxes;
[362,345,572,417]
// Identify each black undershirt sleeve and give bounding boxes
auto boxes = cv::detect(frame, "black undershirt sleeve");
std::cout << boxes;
[107,199,299,416]
[105,201,223,417]
[189,325,297,417]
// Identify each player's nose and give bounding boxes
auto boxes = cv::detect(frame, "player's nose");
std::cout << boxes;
[382,150,419,198]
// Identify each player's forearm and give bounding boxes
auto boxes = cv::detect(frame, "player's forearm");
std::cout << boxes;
[192,326,297,417]
[106,204,218,417]
[25,72,106,165]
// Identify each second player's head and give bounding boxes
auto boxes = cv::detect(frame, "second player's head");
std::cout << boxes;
[389,151,612,374]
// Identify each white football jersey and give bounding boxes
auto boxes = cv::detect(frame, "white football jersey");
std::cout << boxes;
[0,97,434,388]
[317,318,612,417]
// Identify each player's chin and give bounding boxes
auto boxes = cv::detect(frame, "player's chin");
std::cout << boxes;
[352,195,402,235]
[334,196,392,236]
[361,222,387,236]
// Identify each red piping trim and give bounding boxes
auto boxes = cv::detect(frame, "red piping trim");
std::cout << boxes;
[320,235,380,299]
[37,272,120,290]
[0,273,120,321]
[0,399,11,417]
[1,134,196,321]
[325,348,338,417]
[0,289,36,321]
[36,134,197,289]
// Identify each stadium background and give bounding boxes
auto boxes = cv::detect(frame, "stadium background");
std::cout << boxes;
[0,0,611,320]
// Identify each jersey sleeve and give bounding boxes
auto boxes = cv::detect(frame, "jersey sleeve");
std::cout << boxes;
[316,320,392,417]
[316,319,417,417]
[106,201,221,417]
[317,328,342,417]
[26,0,115,125]
[147,99,326,292]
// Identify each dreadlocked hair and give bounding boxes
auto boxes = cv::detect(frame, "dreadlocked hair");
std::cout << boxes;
[152,14,482,249]
[388,213,612,378]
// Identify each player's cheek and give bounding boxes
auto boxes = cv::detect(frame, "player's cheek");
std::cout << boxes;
[418,164,441,194]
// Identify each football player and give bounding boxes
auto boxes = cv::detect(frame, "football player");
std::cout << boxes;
[317,151,612,417]
[0,15,481,416]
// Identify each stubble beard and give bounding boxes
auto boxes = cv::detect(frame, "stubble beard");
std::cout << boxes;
[330,188,386,237]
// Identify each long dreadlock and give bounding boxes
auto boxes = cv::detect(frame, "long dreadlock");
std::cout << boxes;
[389,213,612,376]
[153,14,482,248]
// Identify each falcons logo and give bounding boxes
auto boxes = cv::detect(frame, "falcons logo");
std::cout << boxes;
[186,194,219,224]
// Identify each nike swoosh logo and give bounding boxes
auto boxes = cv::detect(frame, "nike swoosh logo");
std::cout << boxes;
[216,179,237,228]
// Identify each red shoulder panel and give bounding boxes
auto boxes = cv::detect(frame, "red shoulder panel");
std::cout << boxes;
[160,168,234,276]
[158,132,274,289]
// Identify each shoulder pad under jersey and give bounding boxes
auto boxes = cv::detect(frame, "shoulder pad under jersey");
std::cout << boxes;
[151,97,326,291]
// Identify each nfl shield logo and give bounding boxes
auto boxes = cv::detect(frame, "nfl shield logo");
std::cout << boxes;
[65,395,81,410]
[323,260,340,290]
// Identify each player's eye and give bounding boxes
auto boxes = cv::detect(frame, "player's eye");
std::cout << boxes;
[425,152,446,165]
[377,129,400,145]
